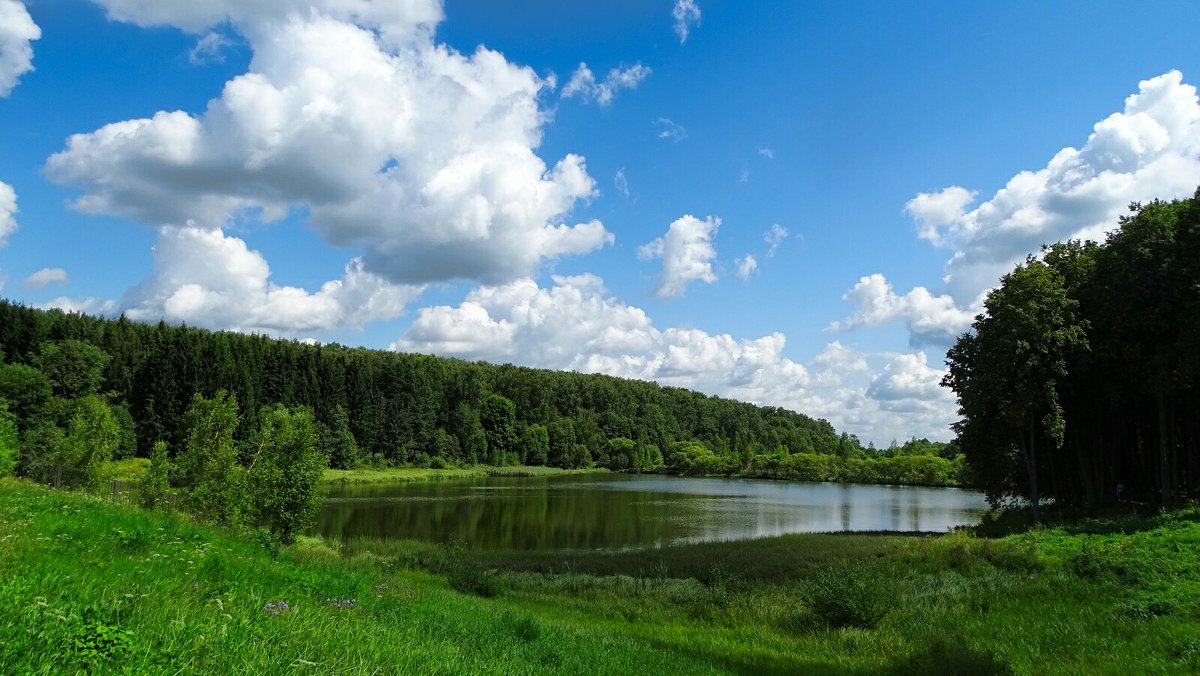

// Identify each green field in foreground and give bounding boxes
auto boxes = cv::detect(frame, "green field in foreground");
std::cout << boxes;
[2,479,1198,674]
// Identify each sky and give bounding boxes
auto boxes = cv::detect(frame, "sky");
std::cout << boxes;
[1,0,1199,446]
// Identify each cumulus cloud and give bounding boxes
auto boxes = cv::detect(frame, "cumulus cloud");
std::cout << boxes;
[764,223,788,257]
[866,352,955,413]
[735,254,757,279]
[39,296,116,315]
[49,7,612,285]
[561,62,651,106]
[654,117,687,142]
[829,273,974,348]
[0,0,39,97]
[671,0,701,44]
[120,224,422,335]
[90,0,444,47]
[0,180,16,246]
[905,186,976,246]
[394,276,956,444]
[25,267,68,289]
[911,70,1200,301]
[638,214,719,299]
[758,147,775,159]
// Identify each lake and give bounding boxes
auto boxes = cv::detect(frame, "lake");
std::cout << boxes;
[314,474,990,551]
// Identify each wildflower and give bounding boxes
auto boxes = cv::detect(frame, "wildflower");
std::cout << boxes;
[263,600,291,616]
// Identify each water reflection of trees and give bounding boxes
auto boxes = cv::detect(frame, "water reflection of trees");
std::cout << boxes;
[316,482,706,550]
[314,477,989,549]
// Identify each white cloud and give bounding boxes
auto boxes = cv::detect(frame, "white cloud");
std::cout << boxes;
[638,214,720,299]
[672,0,701,44]
[735,254,757,279]
[758,147,775,159]
[0,180,16,246]
[866,352,955,412]
[0,0,39,97]
[905,185,976,246]
[614,168,630,197]
[911,70,1200,302]
[49,10,612,285]
[654,117,687,142]
[90,0,444,47]
[764,223,788,257]
[829,273,974,348]
[562,62,651,106]
[738,164,750,184]
[394,276,955,444]
[188,30,231,65]
[39,296,116,315]
[120,224,422,335]
[25,267,68,289]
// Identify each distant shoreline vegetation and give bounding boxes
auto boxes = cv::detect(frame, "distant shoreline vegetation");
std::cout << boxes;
[0,299,966,498]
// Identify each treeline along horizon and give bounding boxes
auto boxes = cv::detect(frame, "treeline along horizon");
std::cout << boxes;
[0,299,864,470]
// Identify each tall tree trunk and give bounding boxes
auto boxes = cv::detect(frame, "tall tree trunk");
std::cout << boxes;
[1072,423,1095,513]
[1158,392,1172,508]
[1024,421,1040,523]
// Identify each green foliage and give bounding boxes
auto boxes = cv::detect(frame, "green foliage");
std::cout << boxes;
[33,339,111,399]
[247,405,329,545]
[520,423,549,466]
[441,540,499,597]
[0,362,52,424]
[320,405,359,470]
[110,404,137,461]
[60,396,121,490]
[481,394,517,465]
[137,441,171,509]
[895,638,1012,675]
[944,191,1200,508]
[801,560,897,628]
[176,390,244,526]
[17,419,64,484]
[0,402,16,477]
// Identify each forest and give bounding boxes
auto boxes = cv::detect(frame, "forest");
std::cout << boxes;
[944,188,1200,515]
[0,297,963,496]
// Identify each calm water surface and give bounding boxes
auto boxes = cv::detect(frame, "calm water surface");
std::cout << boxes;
[314,474,989,551]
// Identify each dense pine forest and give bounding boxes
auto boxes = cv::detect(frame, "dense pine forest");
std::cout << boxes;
[0,298,962,488]
[944,189,1200,514]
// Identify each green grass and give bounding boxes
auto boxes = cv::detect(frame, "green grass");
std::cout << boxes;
[3,478,1199,674]
[110,457,151,482]
[321,465,606,484]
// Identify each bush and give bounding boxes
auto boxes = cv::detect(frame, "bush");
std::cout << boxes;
[895,638,1012,675]
[0,404,17,477]
[441,540,499,597]
[136,441,171,510]
[801,560,897,629]
[247,405,329,545]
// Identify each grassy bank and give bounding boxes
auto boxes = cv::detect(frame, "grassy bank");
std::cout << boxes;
[321,465,607,485]
[2,479,1198,674]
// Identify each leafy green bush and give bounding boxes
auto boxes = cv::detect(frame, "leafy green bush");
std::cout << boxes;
[136,441,170,509]
[441,540,499,597]
[801,560,897,629]
[895,638,1012,675]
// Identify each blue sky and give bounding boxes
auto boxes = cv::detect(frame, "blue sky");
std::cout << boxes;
[1,0,1199,445]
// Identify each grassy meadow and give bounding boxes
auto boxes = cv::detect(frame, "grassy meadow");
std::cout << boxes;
[2,478,1198,674]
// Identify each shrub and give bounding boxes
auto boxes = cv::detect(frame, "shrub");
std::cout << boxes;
[137,441,171,509]
[895,638,1012,675]
[801,560,897,629]
[247,405,329,545]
